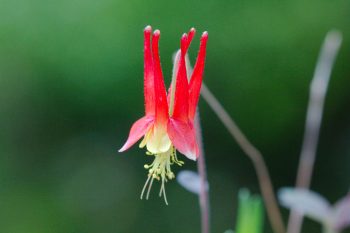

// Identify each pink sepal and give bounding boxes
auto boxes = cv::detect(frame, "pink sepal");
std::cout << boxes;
[167,118,198,160]
[119,116,154,152]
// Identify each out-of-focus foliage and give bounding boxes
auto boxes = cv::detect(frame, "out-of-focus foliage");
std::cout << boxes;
[177,170,209,195]
[236,189,264,233]
[279,188,350,233]
[0,0,349,232]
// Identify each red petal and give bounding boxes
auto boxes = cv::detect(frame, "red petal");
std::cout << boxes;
[188,28,196,43]
[171,33,189,122]
[119,116,154,152]
[188,32,208,120]
[144,26,155,116]
[167,118,198,160]
[184,28,196,52]
[152,30,169,125]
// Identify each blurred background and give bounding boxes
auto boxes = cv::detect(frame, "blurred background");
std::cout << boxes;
[0,0,349,232]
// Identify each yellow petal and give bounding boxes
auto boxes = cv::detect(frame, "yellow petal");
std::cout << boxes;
[139,128,153,148]
[146,126,171,154]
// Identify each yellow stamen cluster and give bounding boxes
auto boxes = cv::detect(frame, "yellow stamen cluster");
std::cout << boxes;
[140,146,184,205]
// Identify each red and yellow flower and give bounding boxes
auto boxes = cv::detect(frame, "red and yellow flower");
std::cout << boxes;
[119,25,208,203]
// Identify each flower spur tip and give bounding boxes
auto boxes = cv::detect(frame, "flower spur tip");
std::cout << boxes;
[144,25,152,32]
[202,31,208,38]
[181,33,188,51]
[153,30,160,37]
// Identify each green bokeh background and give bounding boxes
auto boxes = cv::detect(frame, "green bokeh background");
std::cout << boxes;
[0,0,349,232]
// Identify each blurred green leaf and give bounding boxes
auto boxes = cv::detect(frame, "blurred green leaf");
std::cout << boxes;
[224,230,235,233]
[236,189,264,233]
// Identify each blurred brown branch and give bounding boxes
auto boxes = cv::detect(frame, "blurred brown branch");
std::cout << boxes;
[195,112,210,233]
[287,30,342,233]
[201,84,285,233]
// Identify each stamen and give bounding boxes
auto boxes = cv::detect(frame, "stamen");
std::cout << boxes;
[140,145,183,204]
[162,181,168,205]
[140,174,152,200]
[158,176,169,205]
[159,180,164,197]
[146,176,155,200]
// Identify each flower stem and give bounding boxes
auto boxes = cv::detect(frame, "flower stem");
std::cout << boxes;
[195,111,210,233]
[287,30,342,233]
[182,51,210,233]
[201,84,285,233]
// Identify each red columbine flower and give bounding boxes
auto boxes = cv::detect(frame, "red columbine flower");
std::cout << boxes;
[119,25,208,204]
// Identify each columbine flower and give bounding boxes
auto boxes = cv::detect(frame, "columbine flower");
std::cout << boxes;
[119,25,208,204]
